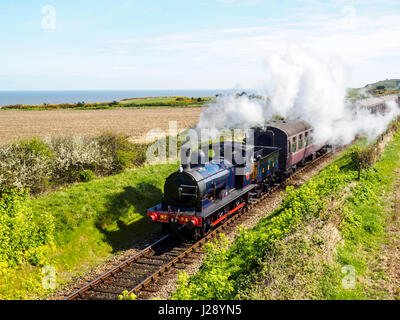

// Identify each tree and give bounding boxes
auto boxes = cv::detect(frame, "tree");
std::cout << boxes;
[350,145,377,180]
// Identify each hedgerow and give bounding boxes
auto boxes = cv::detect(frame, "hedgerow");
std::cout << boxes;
[1,97,212,111]
[0,134,150,195]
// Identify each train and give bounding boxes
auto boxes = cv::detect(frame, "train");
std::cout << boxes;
[147,119,330,239]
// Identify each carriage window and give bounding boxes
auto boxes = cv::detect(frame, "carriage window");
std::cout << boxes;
[292,137,297,152]
[310,130,314,143]
[305,132,309,146]
[288,141,291,153]
[299,134,303,149]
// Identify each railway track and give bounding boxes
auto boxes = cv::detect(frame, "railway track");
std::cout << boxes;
[65,151,332,300]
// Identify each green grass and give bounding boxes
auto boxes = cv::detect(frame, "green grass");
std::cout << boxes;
[0,162,178,299]
[321,132,400,299]
[31,162,178,250]
[365,79,400,91]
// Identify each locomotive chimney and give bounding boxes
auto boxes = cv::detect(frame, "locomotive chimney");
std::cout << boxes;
[181,147,191,170]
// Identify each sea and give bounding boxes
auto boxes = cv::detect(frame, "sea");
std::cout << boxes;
[0,90,231,107]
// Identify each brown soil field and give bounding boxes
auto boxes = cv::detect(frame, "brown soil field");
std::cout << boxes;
[0,108,203,144]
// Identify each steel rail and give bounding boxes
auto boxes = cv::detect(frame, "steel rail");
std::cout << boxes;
[65,234,170,300]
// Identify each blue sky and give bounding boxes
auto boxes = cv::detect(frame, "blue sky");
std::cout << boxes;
[1,0,400,90]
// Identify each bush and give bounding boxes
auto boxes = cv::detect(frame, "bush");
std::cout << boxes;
[50,136,112,184]
[118,290,136,300]
[0,138,53,194]
[77,169,96,182]
[171,234,234,300]
[96,134,135,172]
[0,188,55,267]
[350,145,378,180]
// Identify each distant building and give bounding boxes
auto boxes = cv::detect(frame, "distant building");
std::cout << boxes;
[359,94,399,114]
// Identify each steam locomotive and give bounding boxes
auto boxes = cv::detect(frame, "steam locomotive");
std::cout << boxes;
[147,120,330,238]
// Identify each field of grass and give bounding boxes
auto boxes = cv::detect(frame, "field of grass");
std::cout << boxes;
[365,79,400,91]
[348,79,400,99]
[321,132,400,299]
[0,162,179,299]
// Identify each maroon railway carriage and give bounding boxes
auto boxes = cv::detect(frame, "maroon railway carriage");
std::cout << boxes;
[253,120,328,175]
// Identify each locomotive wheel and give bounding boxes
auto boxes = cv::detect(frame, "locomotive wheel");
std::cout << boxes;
[162,224,170,234]
[173,226,196,242]
[202,220,211,236]
[216,207,228,224]
[257,185,263,198]
[194,228,203,240]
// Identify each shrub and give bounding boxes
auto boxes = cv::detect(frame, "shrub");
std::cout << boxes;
[118,290,136,300]
[171,234,235,300]
[350,145,378,180]
[77,169,96,182]
[50,136,112,183]
[131,142,151,167]
[0,138,53,193]
[0,188,55,267]
[96,134,134,172]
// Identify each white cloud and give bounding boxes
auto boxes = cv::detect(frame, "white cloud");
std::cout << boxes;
[4,5,399,90]
[100,10,400,88]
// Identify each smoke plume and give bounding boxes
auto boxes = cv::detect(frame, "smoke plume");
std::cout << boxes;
[197,46,400,146]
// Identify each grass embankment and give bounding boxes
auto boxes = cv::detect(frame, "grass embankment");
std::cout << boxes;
[1,97,213,111]
[0,163,178,299]
[172,127,400,300]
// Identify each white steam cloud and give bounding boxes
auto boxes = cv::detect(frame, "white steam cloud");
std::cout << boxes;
[197,47,400,146]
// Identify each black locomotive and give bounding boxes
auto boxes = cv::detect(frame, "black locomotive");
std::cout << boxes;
[147,120,330,238]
